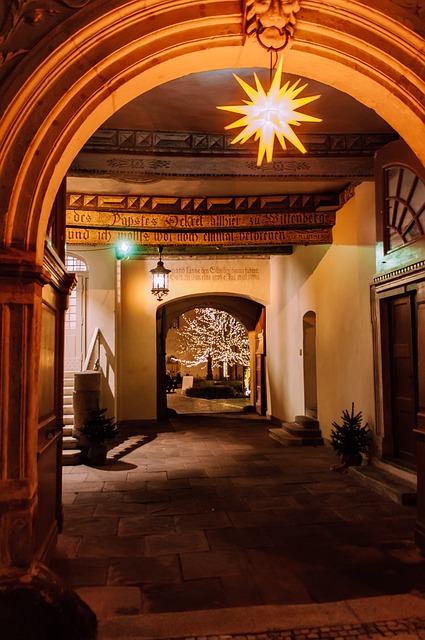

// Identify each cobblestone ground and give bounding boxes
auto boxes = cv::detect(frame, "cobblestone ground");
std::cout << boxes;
[180,617,425,640]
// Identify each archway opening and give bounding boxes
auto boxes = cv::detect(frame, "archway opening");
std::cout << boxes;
[165,307,251,415]
[156,294,264,419]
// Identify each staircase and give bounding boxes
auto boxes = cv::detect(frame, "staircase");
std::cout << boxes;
[269,414,324,446]
[62,372,82,465]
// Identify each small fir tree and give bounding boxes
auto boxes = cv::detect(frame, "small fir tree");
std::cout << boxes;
[330,403,370,457]
[80,407,119,443]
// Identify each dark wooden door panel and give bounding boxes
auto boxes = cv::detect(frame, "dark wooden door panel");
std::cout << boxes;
[390,295,417,462]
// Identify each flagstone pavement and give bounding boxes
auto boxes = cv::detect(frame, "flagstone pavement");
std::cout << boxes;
[48,399,425,637]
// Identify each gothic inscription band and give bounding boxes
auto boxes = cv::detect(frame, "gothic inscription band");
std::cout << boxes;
[66,192,337,248]
[66,227,333,247]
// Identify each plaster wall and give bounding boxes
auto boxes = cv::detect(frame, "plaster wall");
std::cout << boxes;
[69,246,117,416]
[119,256,270,420]
[267,183,376,440]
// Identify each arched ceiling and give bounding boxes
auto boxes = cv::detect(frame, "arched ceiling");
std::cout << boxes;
[67,66,397,255]
[68,67,396,199]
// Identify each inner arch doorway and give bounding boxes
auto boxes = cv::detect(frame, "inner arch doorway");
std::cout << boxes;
[156,295,265,419]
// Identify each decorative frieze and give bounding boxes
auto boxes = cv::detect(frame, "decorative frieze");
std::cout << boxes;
[66,192,340,214]
[373,260,425,285]
[66,190,338,249]
[82,128,397,157]
[66,209,335,231]
[70,151,377,181]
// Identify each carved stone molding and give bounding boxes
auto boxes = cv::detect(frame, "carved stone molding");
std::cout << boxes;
[0,0,91,67]
[83,128,397,158]
[244,0,300,51]
[66,192,340,215]
[373,259,425,286]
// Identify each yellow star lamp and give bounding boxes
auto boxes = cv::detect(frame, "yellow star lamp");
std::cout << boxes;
[217,58,322,166]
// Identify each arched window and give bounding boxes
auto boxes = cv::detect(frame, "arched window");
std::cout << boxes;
[65,254,88,272]
[64,254,88,334]
[385,166,425,251]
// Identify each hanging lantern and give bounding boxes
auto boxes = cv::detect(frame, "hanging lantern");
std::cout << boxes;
[150,246,171,301]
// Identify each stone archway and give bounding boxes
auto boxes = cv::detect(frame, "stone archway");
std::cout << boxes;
[0,1,424,257]
[0,0,424,577]
[156,294,264,419]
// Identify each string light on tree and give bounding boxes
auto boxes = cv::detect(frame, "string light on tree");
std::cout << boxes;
[170,308,250,376]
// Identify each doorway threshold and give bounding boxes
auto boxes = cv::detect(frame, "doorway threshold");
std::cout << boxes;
[348,458,417,506]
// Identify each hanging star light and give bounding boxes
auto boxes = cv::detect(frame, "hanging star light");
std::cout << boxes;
[217,57,322,166]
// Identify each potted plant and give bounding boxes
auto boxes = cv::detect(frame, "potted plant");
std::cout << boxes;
[80,406,119,466]
[330,403,371,472]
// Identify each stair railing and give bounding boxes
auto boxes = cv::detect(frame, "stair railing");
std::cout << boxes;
[83,327,101,371]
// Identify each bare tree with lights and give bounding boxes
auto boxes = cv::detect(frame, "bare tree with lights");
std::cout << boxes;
[170,307,250,378]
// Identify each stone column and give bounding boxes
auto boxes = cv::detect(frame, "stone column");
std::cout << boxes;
[0,260,46,573]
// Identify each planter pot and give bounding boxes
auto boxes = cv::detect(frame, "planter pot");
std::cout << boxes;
[331,451,363,473]
[86,442,107,466]
[342,452,363,467]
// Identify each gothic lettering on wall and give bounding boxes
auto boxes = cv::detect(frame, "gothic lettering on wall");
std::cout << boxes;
[66,210,336,230]
[66,191,337,248]
[169,266,261,282]
[65,227,332,246]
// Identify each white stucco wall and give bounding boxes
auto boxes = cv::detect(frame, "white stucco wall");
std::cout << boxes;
[267,182,376,440]
[68,246,117,416]
[119,256,270,420]
[70,185,376,432]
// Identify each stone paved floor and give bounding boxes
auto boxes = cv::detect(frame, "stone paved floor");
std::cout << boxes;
[49,410,425,621]
[166,389,250,414]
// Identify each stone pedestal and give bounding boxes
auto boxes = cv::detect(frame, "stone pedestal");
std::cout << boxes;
[73,371,101,448]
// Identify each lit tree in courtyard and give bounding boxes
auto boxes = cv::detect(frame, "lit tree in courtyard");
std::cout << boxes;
[170,307,250,377]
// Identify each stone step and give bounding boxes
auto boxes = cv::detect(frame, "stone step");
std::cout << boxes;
[349,464,417,506]
[63,435,80,450]
[63,405,74,415]
[63,415,74,425]
[295,415,320,430]
[269,429,303,446]
[270,412,324,447]
[63,425,74,437]
[62,449,83,465]
[283,422,323,439]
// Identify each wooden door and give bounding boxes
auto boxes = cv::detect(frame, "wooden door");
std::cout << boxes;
[303,311,317,419]
[35,180,75,561]
[254,309,266,416]
[389,295,417,463]
[36,272,70,559]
